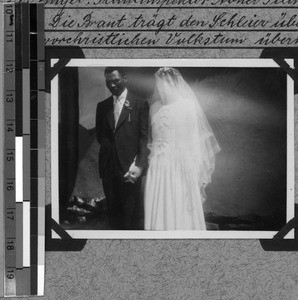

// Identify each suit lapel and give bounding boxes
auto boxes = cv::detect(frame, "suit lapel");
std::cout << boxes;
[115,94,134,131]
[106,96,115,131]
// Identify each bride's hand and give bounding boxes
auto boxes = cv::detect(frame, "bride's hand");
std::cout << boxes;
[124,161,143,183]
[129,163,143,178]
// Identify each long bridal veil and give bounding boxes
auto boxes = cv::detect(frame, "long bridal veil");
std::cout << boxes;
[153,67,221,202]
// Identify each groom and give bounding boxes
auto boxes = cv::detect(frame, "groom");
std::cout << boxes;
[96,67,150,230]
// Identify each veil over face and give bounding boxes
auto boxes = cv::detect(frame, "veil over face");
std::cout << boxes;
[153,67,221,200]
[155,67,192,104]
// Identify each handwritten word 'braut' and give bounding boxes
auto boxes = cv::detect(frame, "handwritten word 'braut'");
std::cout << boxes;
[78,12,127,29]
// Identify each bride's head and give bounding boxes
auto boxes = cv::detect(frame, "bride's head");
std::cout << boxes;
[155,67,183,104]
[155,67,181,83]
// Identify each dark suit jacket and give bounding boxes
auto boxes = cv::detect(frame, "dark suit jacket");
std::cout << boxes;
[96,92,150,178]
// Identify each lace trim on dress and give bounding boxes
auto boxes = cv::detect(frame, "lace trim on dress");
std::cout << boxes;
[149,106,175,159]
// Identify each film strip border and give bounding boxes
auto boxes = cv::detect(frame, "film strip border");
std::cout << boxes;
[3,3,45,296]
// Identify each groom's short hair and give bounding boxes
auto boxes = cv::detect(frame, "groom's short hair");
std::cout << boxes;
[104,67,126,77]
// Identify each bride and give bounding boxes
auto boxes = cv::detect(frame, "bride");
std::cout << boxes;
[144,67,221,230]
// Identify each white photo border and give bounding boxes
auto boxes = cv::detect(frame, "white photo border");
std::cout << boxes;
[50,58,295,239]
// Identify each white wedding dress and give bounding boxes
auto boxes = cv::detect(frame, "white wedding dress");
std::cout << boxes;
[144,67,220,231]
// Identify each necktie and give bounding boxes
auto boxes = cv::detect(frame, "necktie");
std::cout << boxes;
[114,97,121,127]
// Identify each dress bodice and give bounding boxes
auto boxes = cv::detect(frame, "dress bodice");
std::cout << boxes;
[149,99,197,159]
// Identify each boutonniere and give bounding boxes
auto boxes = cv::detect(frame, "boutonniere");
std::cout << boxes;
[124,100,132,122]
[124,100,132,110]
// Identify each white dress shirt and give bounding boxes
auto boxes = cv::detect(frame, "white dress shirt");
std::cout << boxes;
[113,88,128,127]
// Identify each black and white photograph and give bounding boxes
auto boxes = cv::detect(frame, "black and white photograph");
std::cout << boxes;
[50,59,294,239]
